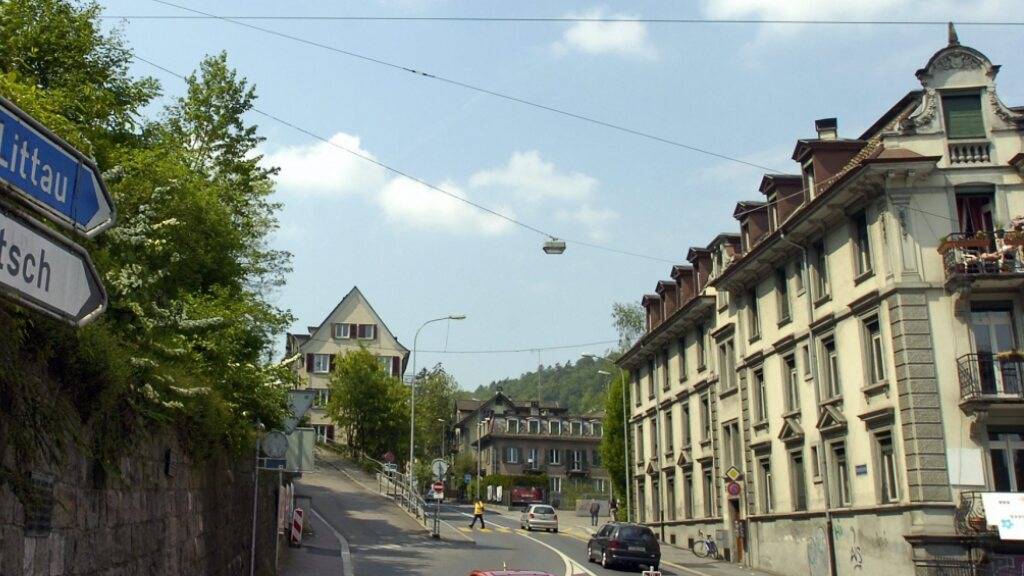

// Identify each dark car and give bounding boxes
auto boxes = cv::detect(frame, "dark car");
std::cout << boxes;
[586,522,661,571]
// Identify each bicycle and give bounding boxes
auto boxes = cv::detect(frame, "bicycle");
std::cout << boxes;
[691,529,719,559]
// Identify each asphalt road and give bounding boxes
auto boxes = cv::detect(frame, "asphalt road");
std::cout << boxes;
[299,452,679,576]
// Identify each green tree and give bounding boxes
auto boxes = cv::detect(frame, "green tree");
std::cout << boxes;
[327,348,409,462]
[612,302,644,350]
[600,369,630,519]
[413,364,460,460]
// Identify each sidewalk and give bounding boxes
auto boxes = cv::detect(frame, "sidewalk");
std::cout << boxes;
[489,506,775,576]
[277,508,349,576]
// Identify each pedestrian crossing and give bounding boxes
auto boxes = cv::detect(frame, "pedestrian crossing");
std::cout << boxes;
[457,526,516,534]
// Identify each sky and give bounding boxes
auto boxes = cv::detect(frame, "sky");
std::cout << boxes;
[97,0,1023,390]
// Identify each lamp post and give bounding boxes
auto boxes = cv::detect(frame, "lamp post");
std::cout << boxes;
[476,417,490,500]
[584,354,632,522]
[409,315,466,494]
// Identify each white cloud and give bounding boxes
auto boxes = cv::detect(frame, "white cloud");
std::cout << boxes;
[263,133,387,197]
[468,150,598,202]
[378,177,514,235]
[553,9,657,59]
[558,204,620,241]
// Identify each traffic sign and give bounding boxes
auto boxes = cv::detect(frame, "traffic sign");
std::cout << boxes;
[383,451,395,464]
[431,458,449,479]
[727,481,742,497]
[725,466,743,482]
[0,204,105,325]
[464,473,472,485]
[432,481,444,493]
[0,97,114,237]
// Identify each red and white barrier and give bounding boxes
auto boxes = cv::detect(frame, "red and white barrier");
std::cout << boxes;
[290,508,304,547]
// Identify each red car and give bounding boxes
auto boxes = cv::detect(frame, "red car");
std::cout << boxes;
[469,572,556,576]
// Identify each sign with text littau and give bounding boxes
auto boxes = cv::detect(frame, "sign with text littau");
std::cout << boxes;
[0,205,106,325]
[0,96,115,237]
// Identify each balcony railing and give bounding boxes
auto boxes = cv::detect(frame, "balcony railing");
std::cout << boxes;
[948,140,992,165]
[957,353,1024,402]
[953,491,999,538]
[939,233,1024,281]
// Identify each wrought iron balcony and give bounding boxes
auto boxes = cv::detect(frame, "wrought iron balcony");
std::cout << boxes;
[939,233,1024,288]
[953,491,999,538]
[957,352,1024,403]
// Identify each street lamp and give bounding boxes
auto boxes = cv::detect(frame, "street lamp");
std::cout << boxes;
[584,354,632,522]
[543,237,566,254]
[476,417,490,500]
[410,315,465,493]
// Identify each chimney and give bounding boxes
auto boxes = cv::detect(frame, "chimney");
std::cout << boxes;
[815,118,838,141]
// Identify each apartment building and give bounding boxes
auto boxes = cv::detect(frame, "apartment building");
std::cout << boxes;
[285,286,409,442]
[453,390,610,498]
[618,29,1024,576]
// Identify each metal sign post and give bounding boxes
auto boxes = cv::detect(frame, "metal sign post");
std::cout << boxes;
[0,204,105,325]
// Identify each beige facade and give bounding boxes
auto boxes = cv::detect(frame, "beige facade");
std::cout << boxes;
[453,392,610,500]
[285,286,409,442]
[619,32,1024,575]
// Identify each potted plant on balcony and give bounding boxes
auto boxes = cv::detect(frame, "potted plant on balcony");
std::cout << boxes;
[1004,230,1024,247]
[938,232,991,254]
[995,350,1024,362]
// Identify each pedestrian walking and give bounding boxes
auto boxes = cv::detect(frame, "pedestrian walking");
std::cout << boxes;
[469,499,486,529]
[589,501,600,526]
[609,497,618,520]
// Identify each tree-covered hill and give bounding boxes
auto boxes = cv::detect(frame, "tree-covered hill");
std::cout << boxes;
[471,355,617,414]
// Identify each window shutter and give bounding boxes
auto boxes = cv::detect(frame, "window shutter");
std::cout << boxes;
[329,355,336,372]
[943,95,985,139]
[582,450,588,469]
[370,324,377,339]
[566,449,572,466]
[306,353,314,372]
[391,356,400,377]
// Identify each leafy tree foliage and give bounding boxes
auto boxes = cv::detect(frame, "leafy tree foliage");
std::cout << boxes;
[600,369,631,517]
[0,0,295,477]
[327,348,409,463]
[474,355,612,414]
[612,301,645,350]
[412,364,460,460]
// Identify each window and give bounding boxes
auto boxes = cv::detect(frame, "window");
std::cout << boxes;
[592,422,603,437]
[357,324,377,339]
[821,336,841,399]
[864,317,887,385]
[547,448,562,466]
[665,410,674,452]
[528,419,540,434]
[377,356,392,374]
[943,93,985,139]
[333,323,352,339]
[790,451,807,511]
[312,354,332,374]
[776,267,791,323]
[794,256,805,293]
[647,360,656,398]
[313,388,330,408]
[956,187,995,236]
[570,450,583,471]
[742,222,752,253]
[876,432,899,503]
[758,456,774,514]
[593,478,608,493]
[682,404,692,446]
[650,417,659,456]
[768,193,779,230]
[549,420,562,435]
[683,472,694,519]
[527,448,539,468]
[505,446,520,464]
[700,393,712,440]
[633,374,641,407]
[661,349,671,390]
[550,476,563,493]
[678,336,688,381]
[753,369,768,423]
[571,420,583,436]
[813,239,830,301]
[832,443,851,506]
[854,212,873,277]
[696,323,707,369]
[666,476,677,521]
[507,419,520,434]
[723,422,741,467]
[719,338,736,389]
[810,445,821,481]
[702,468,717,517]
[784,355,800,412]
[801,345,812,377]
[748,288,760,340]
[803,162,816,198]
[636,424,644,462]
[986,428,1024,492]
[592,449,602,467]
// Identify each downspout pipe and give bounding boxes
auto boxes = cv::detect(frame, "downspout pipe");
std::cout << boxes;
[779,232,838,576]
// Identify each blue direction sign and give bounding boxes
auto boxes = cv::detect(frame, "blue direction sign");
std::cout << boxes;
[0,97,114,237]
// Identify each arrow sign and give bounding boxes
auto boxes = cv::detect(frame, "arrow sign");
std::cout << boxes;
[0,97,114,237]
[0,205,106,325]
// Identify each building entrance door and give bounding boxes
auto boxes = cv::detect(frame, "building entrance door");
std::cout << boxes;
[728,497,745,563]
[988,427,1024,492]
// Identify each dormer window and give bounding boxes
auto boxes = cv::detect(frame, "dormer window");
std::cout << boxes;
[767,193,779,230]
[741,223,751,252]
[942,93,985,139]
[803,162,816,199]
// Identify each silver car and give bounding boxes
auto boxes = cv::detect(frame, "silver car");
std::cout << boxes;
[520,504,558,532]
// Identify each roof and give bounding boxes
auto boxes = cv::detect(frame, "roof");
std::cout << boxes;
[759,174,802,194]
[456,399,483,412]
[299,286,410,356]
[858,90,924,139]
[670,265,692,279]
[791,138,866,162]
[733,200,766,220]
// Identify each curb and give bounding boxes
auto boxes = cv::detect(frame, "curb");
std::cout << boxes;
[310,507,354,576]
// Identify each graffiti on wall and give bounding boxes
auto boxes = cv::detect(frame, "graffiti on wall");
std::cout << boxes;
[806,526,829,576]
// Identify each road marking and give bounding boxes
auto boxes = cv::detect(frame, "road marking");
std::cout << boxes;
[454,509,596,576]
[310,507,354,576]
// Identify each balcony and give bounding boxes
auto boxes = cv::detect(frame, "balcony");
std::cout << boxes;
[948,140,992,166]
[957,353,1024,410]
[953,491,1000,539]
[939,233,1024,291]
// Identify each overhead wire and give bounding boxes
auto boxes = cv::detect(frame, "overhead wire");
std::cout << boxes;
[291,331,619,354]
[130,53,680,264]
[145,0,783,174]
[103,14,1024,26]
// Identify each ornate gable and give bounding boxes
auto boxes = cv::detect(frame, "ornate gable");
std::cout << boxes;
[777,417,805,445]
[815,405,847,437]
